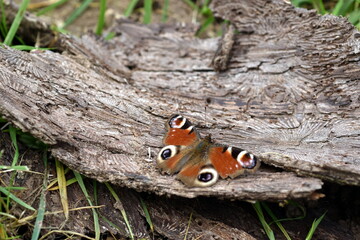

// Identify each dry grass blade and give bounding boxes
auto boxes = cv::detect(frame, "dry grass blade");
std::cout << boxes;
[38,230,96,240]
[183,211,193,240]
[48,177,76,191]
[55,159,69,220]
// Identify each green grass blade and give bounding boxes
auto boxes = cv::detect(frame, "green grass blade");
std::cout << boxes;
[196,14,214,36]
[291,0,312,7]
[73,171,100,240]
[9,126,19,167]
[93,180,98,205]
[139,198,153,232]
[0,165,29,171]
[252,202,275,240]
[312,0,327,15]
[0,211,17,219]
[105,182,134,239]
[95,0,106,35]
[161,0,169,22]
[3,0,30,46]
[124,0,139,17]
[11,45,51,51]
[261,202,291,240]
[268,200,306,224]
[203,0,211,8]
[348,9,360,24]
[36,0,69,16]
[17,131,48,150]
[305,212,327,240]
[63,0,94,28]
[99,214,125,234]
[332,0,354,16]
[182,0,197,10]
[0,187,35,211]
[143,0,152,24]
[51,25,69,34]
[31,151,48,240]
[105,31,115,40]
[0,0,8,38]
[1,186,26,191]
[5,125,20,211]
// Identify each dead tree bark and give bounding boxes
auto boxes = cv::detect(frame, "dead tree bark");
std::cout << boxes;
[1,0,359,201]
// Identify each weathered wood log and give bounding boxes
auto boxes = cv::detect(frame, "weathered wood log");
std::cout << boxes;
[1,0,360,201]
[1,132,355,239]
[210,0,360,186]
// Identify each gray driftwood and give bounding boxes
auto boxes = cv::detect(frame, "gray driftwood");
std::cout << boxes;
[1,132,355,239]
[1,0,360,200]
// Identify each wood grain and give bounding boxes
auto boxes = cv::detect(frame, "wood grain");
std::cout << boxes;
[1,0,359,200]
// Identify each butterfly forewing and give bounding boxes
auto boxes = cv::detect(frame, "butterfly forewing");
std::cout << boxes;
[157,115,200,174]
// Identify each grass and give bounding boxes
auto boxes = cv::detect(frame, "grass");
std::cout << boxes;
[292,0,360,28]
[143,0,152,24]
[31,151,48,240]
[124,0,139,17]
[74,171,101,240]
[253,201,326,240]
[305,211,327,240]
[36,0,70,16]
[139,197,154,233]
[104,182,134,239]
[95,0,106,35]
[184,211,193,240]
[62,0,94,28]
[0,0,357,239]
[3,0,30,45]
[55,159,69,220]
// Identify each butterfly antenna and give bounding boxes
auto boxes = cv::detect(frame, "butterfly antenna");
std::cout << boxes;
[205,105,207,126]
[204,99,212,141]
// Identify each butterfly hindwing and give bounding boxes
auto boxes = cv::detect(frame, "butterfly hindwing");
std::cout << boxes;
[177,162,219,187]
[209,146,260,179]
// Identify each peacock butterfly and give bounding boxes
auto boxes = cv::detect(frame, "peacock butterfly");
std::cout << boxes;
[157,114,260,187]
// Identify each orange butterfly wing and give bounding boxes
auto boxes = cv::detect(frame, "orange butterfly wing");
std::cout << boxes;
[209,146,260,179]
[157,115,199,174]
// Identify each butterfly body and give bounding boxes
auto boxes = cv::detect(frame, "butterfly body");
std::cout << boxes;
[157,114,260,187]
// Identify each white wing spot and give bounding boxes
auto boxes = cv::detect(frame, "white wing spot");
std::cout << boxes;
[226,147,232,155]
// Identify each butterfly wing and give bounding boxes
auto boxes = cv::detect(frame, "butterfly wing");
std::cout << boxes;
[157,115,260,187]
[208,146,260,179]
[163,114,199,146]
[157,115,200,174]
[177,141,260,187]
[177,161,220,187]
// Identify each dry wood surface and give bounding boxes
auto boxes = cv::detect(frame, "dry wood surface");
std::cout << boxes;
[1,0,360,202]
